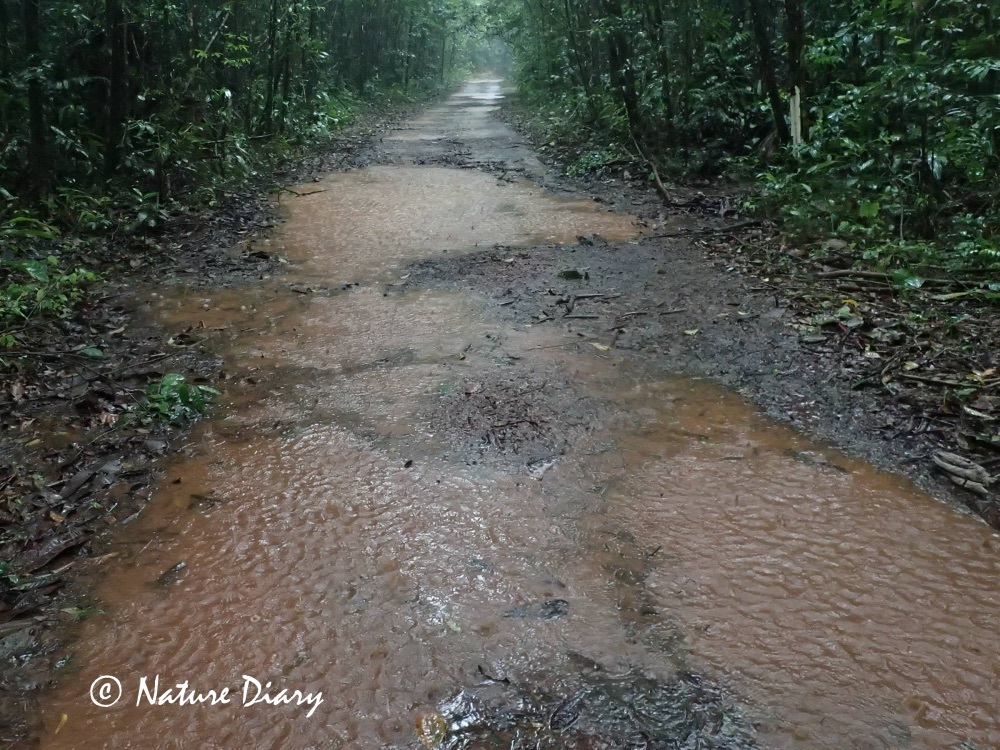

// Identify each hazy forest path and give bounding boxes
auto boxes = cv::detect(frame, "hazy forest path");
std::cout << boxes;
[37,81,1000,750]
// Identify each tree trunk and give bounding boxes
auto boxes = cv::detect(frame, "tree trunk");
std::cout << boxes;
[23,0,47,194]
[439,29,447,83]
[261,0,279,132]
[648,0,676,142]
[748,0,790,144]
[562,0,598,120]
[783,0,807,141]
[104,0,127,178]
[602,0,642,139]
[0,1,11,78]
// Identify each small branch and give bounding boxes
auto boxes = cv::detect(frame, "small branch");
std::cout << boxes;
[896,373,965,388]
[6,350,100,360]
[814,269,995,288]
[629,134,672,204]
[284,187,329,197]
[647,220,762,239]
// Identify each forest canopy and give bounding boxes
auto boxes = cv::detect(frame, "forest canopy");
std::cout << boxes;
[0,0,491,206]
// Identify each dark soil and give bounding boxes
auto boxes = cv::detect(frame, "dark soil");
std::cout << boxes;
[430,365,601,471]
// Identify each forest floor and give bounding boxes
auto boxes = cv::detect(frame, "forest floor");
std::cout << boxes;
[1,81,998,747]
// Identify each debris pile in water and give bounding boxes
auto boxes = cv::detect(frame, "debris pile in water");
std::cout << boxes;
[416,665,758,750]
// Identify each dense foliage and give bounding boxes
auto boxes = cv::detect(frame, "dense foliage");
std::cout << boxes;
[488,0,1000,271]
[1,0,481,213]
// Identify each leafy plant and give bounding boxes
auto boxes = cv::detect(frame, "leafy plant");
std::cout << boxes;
[142,373,221,424]
[0,255,99,342]
[566,147,625,176]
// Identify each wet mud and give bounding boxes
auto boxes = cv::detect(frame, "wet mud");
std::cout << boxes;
[32,81,1000,750]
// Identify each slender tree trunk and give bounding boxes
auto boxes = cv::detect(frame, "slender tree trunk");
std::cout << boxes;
[304,6,317,104]
[403,17,412,91]
[602,0,642,138]
[562,0,600,122]
[187,0,200,57]
[23,0,47,194]
[783,0,807,140]
[648,0,676,142]
[439,29,447,83]
[262,0,279,132]
[748,0,790,143]
[104,0,127,178]
[0,1,11,77]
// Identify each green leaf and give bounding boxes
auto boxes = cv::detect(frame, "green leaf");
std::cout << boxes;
[858,201,880,219]
[159,373,185,390]
[78,347,104,358]
[19,260,50,282]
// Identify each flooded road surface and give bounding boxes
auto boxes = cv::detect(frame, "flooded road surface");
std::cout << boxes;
[39,81,999,750]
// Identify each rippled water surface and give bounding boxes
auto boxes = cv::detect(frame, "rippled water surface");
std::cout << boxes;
[38,80,999,750]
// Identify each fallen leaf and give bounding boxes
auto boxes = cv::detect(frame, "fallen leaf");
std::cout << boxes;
[415,710,447,750]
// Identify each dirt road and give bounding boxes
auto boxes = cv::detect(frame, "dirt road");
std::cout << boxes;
[35,81,1000,750]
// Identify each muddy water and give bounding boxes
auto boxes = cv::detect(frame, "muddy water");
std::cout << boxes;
[39,81,999,750]
[274,165,640,283]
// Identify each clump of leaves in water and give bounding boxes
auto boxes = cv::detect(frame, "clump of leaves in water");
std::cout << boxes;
[141,373,220,424]
[424,666,759,750]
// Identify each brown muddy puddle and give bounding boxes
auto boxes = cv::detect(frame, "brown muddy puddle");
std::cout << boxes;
[38,85,1000,750]
[269,166,639,283]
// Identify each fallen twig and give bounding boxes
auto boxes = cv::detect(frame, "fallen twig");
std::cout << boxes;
[896,373,965,388]
[629,135,672,204]
[813,269,994,289]
[647,220,763,238]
